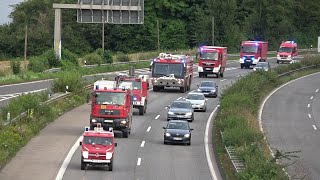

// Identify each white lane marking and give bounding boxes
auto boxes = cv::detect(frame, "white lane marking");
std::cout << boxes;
[308,104,311,108]
[316,89,319,93]
[177,97,182,100]
[205,104,221,180]
[0,79,52,88]
[137,158,142,166]
[146,126,151,132]
[55,136,82,180]
[310,96,314,100]
[220,79,226,82]
[155,115,160,119]
[308,114,312,119]
[140,141,145,147]
[258,72,320,180]
[0,88,48,102]
[312,125,317,130]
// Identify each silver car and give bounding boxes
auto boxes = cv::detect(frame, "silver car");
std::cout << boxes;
[167,101,194,122]
[184,92,207,112]
[253,62,271,72]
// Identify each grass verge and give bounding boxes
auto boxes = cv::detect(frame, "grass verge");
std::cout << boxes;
[213,54,320,179]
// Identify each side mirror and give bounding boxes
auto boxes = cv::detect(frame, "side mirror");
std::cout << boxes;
[216,85,219,88]
[166,105,170,109]
[190,128,194,131]
[197,85,199,87]
[163,127,166,129]
[114,143,118,147]
[79,141,82,145]
[205,98,208,101]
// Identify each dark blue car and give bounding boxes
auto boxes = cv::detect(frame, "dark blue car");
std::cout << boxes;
[196,81,218,98]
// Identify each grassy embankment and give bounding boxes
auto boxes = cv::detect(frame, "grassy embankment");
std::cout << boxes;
[214,54,320,179]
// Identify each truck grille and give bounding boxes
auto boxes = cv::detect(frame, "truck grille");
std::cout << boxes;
[99,109,120,115]
[280,55,287,57]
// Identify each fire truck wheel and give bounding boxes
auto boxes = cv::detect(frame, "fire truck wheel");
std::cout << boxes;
[81,160,86,170]
[241,64,244,69]
[138,107,144,115]
[144,103,147,113]
[220,73,224,78]
[123,128,129,138]
[153,86,159,92]
[108,160,113,171]
[199,73,203,77]
[180,86,185,93]
[277,60,279,64]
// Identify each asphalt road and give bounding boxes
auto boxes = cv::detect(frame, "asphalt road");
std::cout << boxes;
[262,72,320,180]
[0,58,281,180]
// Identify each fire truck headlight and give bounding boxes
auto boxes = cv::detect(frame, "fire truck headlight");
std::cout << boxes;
[106,152,113,160]
[133,97,137,101]
[82,151,89,159]
[177,80,182,84]
[120,120,127,124]
[154,79,158,83]
[91,119,97,123]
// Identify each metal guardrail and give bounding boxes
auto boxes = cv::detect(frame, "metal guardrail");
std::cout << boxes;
[277,65,317,78]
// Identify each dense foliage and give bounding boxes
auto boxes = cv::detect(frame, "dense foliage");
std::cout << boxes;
[0,0,319,58]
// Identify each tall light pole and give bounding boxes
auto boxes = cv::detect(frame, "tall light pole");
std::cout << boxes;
[24,24,28,69]
[212,16,214,46]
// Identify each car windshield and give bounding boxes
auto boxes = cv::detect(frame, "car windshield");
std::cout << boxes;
[199,52,218,60]
[167,122,189,130]
[152,63,184,78]
[121,80,141,90]
[84,136,113,146]
[200,81,215,87]
[94,92,126,105]
[241,45,257,53]
[186,94,205,100]
[279,47,292,53]
[171,102,191,109]
[256,63,267,67]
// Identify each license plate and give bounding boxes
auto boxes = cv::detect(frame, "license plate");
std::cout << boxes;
[246,60,251,62]
[205,68,211,70]
[173,137,182,140]
[104,120,113,123]
[177,115,184,118]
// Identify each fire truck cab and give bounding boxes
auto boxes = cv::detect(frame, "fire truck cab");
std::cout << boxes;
[197,46,227,78]
[151,53,194,93]
[239,41,268,68]
[115,73,149,115]
[80,124,117,171]
[89,80,133,138]
[277,41,298,64]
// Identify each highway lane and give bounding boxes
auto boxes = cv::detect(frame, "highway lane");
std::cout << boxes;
[61,63,251,180]
[262,72,320,180]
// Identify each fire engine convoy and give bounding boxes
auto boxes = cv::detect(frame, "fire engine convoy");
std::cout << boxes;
[239,41,268,68]
[115,70,149,115]
[150,53,194,93]
[277,41,298,64]
[89,79,133,138]
[196,46,227,78]
[80,124,117,171]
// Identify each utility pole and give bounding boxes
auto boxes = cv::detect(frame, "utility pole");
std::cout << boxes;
[157,19,160,52]
[212,16,214,46]
[24,24,28,69]
[102,19,105,53]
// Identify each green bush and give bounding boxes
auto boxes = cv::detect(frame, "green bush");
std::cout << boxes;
[62,48,79,66]
[51,71,85,93]
[10,61,21,74]
[28,56,49,72]
[116,52,131,62]
[95,48,113,64]
[61,60,79,71]
[43,49,60,68]
[82,53,103,65]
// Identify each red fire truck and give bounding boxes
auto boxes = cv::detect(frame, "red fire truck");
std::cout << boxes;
[151,53,194,93]
[80,124,117,171]
[239,41,268,68]
[277,41,298,63]
[196,46,227,78]
[115,73,149,115]
[89,80,133,138]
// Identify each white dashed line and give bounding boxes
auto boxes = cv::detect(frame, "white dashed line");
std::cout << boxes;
[147,126,151,132]
[308,114,312,118]
[313,125,317,130]
[140,141,145,147]
[137,158,142,166]
[308,104,311,108]
[177,97,182,100]
[220,79,226,82]
[310,96,314,100]
[316,89,319,93]
[155,115,160,119]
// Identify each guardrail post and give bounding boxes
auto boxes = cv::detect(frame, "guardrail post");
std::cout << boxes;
[66,86,69,93]
[7,112,10,123]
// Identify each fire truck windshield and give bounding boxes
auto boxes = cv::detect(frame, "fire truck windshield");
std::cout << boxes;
[199,52,218,60]
[279,47,292,53]
[241,45,257,53]
[84,136,113,146]
[94,92,126,105]
[121,80,141,90]
[153,63,184,78]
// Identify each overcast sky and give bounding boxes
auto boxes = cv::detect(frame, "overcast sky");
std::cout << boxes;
[0,0,24,25]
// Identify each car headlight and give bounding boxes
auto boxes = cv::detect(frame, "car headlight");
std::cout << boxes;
[200,102,205,106]
[165,133,171,137]
[265,68,268,71]
[168,112,175,115]
[277,54,280,57]
[184,134,190,138]
[253,68,256,71]
[121,120,127,124]
[196,89,202,92]
[288,55,292,58]
[211,89,216,93]
[186,112,192,116]
[91,119,97,123]
[106,152,113,160]
[82,151,89,158]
